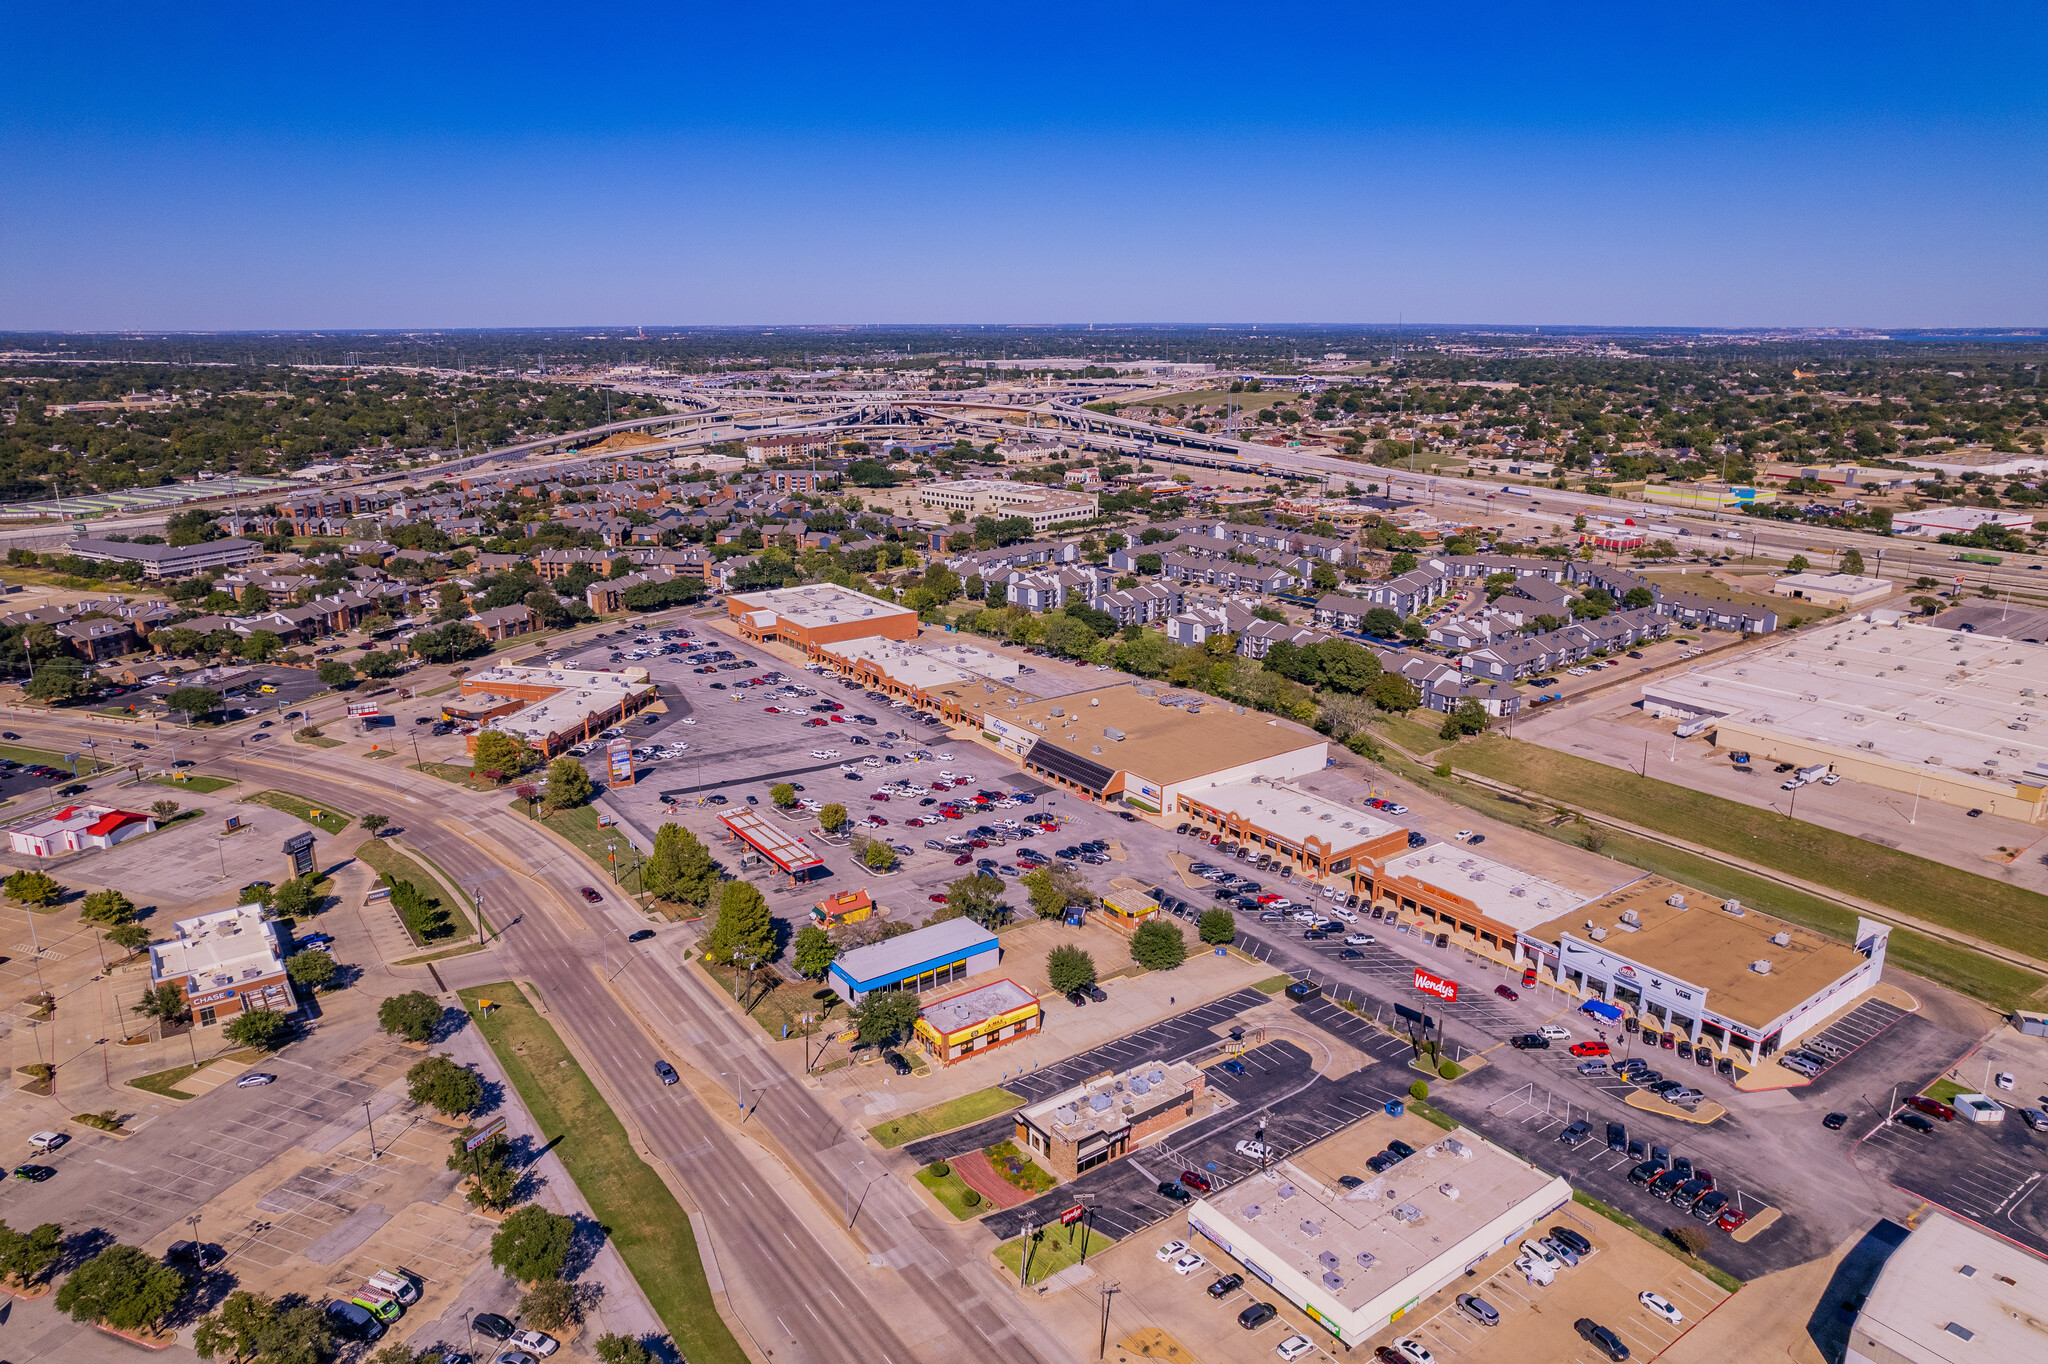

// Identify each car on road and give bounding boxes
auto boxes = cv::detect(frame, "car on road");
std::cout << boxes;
[1456,1293,1499,1327]
[58,783,89,795]
[1276,1336,1314,1362]
[1156,1239,1190,1262]
[509,1329,559,1356]
[1238,1303,1277,1330]
[578,886,603,903]
[1171,1252,1207,1276]
[654,1060,678,1085]
[1234,1140,1272,1161]
[628,928,655,942]
[1207,1272,1244,1297]
[236,1072,277,1088]
[1157,1181,1192,1203]
[1576,1318,1630,1360]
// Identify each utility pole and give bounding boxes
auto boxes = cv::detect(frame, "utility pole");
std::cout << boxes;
[1097,1282,1120,1359]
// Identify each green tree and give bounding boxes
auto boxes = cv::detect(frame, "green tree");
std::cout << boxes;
[0,1220,64,1289]
[192,1290,333,1364]
[133,983,189,1025]
[595,1335,656,1364]
[818,802,848,833]
[108,921,150,952]
[361,813,389,836]
[770,782,797,808]
[491,1204,574,1284]
[470,729,534,779]
[240,630,283,663]
[1045,944,1097,995]
[1787,554,1810,573]
[1368,673,1421,712]
[271,876,317,919]
[285,949,336,990]
[413,622,489,663]
[643,823,718,906]
[860,839,897,871]
[1839,547,1866,575]
[1311,563,1340,592]
[316,659,355,688]
[853,990,919,1049]
[356,649,402,678]
[80,888,137,925]
[25,657,93,702]
[1361,607,1404,638]
[1198,908,1237,945]
[165,685,224,718]
[224,1008,292,1050]
[704,880,775,966]
[372,1344,449,1364]
[941,873,1007,927]
[1130,919,1187,970]
[55,1243,186,1332]
[792,924,837,979]
[406,1054,484,1116]
[4,870,63,906]
[1020,863,1089,919]
[150,798,181,821]
[1438,698,1490,741]
[1622,586,1656,610]
[379,990,442,1041]
[543,755,593,810]
[520,1278,584,1332]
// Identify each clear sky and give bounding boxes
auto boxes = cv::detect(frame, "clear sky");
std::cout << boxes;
[4,3,2043,331]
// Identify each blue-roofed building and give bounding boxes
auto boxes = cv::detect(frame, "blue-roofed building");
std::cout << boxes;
[827,917,1001,1003]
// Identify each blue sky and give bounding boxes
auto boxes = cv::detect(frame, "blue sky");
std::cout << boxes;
[4,3,2043,330]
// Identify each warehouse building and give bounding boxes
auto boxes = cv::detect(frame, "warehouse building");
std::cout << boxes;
[957,683,1328,815]
[811,633,1021,702]
[1847,1211,2048,1364]
[1641,614,2048,824]
[914,978,1041,1065]
[727,583,920,650]
[1015,1060,1206,1178]
[828,917,1001,1003]
[1186,1116,1570,1349]
[149,905,294,1028]
[1515,873,1890,1065]
[1181,780,1412,882]
[1768,571,1894,610]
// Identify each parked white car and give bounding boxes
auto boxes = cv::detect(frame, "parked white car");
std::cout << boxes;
[1234,1140,1272,1161]
[1539,1024,1571,1041]
[1514,1253,1555,1286]
[1276,1336,1314,1362]
[1171,1252,1207,1276]
[508,1329,559,1357]
[1638,1290,1683,1325]
[1155,1239,1189,1262]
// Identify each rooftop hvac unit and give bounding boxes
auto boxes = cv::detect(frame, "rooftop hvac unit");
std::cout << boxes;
[1620,909,1640,926]
[1723,899,1744,916]
[1050,706,1064,716]
[1509,885,1527,897]
[1088,1093,1114,1112]
[1666,895,1687,909]
[1771,931,1792,946]
[1103,727,1125,741]
[1752,959,1773,975]
[1537,897,1552,908]
[1589,927,1607,942]
[1091,745,1103,754]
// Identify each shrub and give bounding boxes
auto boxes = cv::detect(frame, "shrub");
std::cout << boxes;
[961,1188,981,1207]
[73,1111,122,1132]
[1408,1079,1430,1101]
[384,877,451,942]
[223,1008,292,1050]
[1668,1225,1711,1256]
[930,1160,950,1178]
[1437,1060,1463,1081]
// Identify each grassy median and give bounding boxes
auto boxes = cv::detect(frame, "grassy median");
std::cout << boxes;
[242,789,353,833]
[871,1086,1021,1149]
[460,982,746,1364]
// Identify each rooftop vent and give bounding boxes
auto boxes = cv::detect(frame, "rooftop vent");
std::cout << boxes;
[1751,959,1773,975]
[1088,1093,1114,1112]
[1666,895,1687,909]
[1128,1075,1150,1096]
[1589,926,1607,942]
[1356,1251,1378,1269]
[1103,727,1125,741]
[1723,899,1744,916]
[1771,931,1792,946]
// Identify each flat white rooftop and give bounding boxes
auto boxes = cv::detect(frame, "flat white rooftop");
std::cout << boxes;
[1189,779,1405,850]
[1851,1210,2048,1363]
[823,634,1022,688]
[1378,844,1589,932]
[1642,615,2048,783]
[730,583,916,629]
[150,905,285,992]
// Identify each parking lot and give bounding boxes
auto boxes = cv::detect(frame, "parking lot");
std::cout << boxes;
[1857,1098,2048,1256]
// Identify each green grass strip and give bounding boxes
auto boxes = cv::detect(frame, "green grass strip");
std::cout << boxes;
[242,789,352,833]
[1571,1189,1743,1294]
[460,982,747,1364]
[871,1086,1022,1149]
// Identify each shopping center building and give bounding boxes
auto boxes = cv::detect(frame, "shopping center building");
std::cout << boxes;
[1515,874,1891,1064]
[1354,844,1589,958]
[726,583,920,652]
[913,978,1041,1065]
[827,917,1002,1003]
[1182,780,1412,882]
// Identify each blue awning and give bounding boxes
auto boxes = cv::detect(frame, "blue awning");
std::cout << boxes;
[1581,1000,1624,1023]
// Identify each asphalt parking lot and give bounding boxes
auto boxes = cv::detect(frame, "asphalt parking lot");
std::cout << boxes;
[980,1040,1404,1242]
[1857,1100,2048,1256]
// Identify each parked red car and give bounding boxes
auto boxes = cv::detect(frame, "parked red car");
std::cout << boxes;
[1569,1041,1610,1058]
[1906,1095,1957,1122]
[1494,984,1519,1001]
[1178,1169,1213,1193]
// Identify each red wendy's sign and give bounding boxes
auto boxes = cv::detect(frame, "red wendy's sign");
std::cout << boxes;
[1412,968,1459,1002]
[1060,1204,1088,1226]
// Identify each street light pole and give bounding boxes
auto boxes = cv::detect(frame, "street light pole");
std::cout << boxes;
[364,1101,379,1159]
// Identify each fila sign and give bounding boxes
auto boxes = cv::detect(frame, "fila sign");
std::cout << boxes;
[1413,968,1459,1002]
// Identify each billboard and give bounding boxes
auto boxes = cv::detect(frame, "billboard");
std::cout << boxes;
[346,700,381,718]
[464,1116,509,1152]
[1060,1204,1087,1227]
[1412,968,1459,1002]
[606,737,634,787]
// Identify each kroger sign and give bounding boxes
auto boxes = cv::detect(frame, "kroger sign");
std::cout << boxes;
[1413,968,1459,1002]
